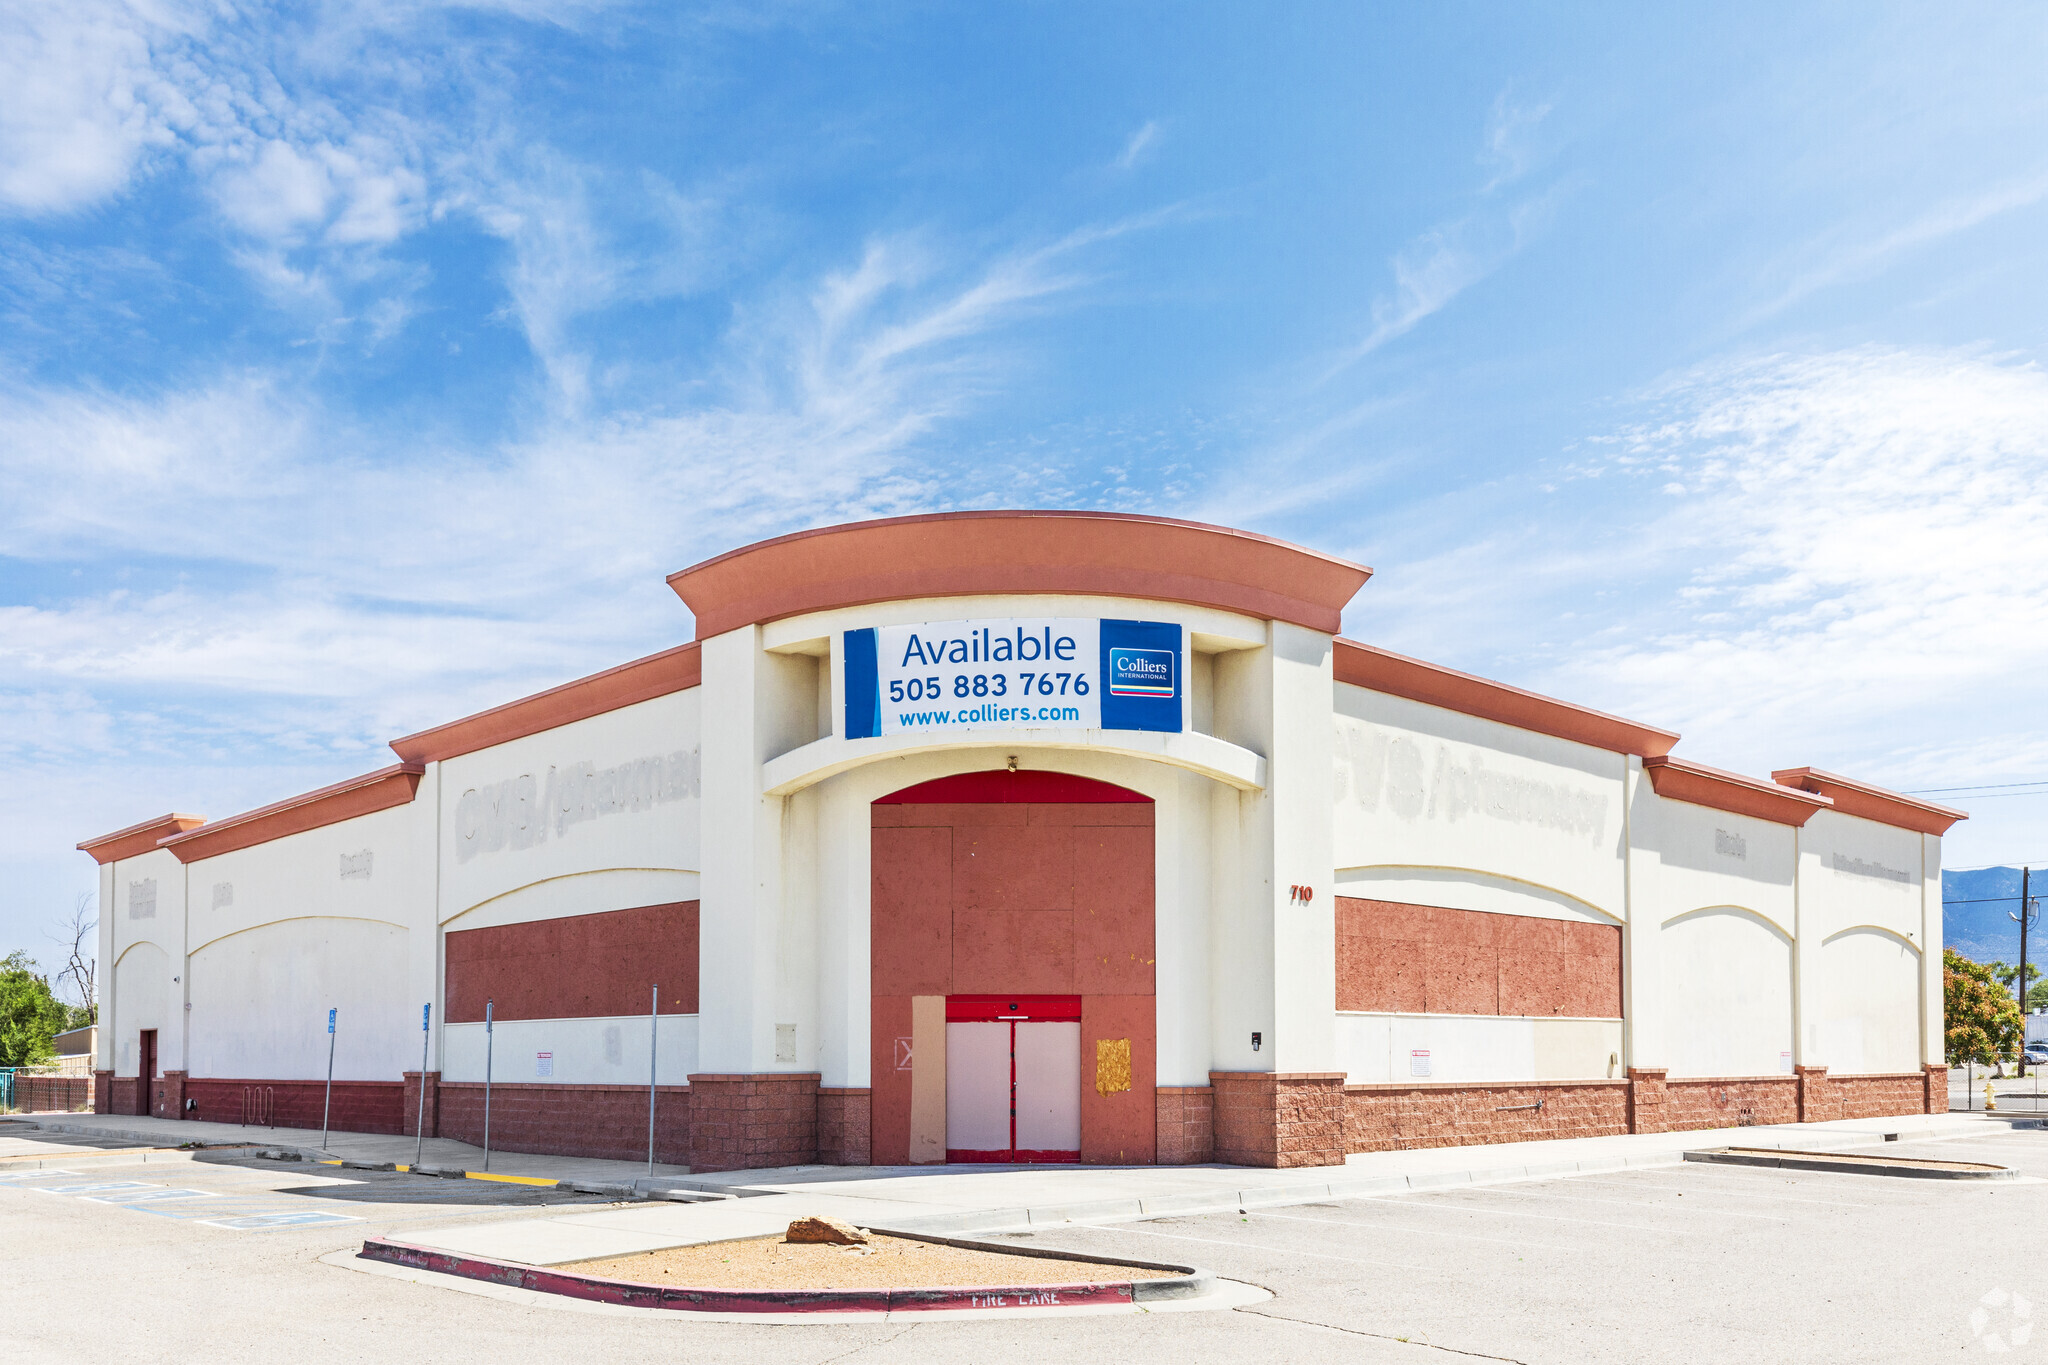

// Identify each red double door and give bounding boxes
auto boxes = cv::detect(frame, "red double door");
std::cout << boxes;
[945,994,1081,1163]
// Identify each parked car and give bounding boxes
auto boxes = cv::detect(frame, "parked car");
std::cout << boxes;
[2023,1042,2048,1067]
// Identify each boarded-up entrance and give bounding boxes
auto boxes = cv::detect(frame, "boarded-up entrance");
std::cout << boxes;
[870,769,1156,1165]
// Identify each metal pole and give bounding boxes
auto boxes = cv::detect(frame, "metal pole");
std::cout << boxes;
[415,1002,431,1169]
[483,999,494,1173]
[321,1007,336,1151]
[647,984,659,1176]
[2017,868,2033,1077]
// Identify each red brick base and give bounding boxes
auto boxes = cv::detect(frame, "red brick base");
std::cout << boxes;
[686,1073,819,1173]
[183,1078,407,1133]
[1346,1080,1630,1152]
[1835,1072,1930,1120]
[93,1069,112,1114]
[817,1087,870,1165]
[1795,1065,1840,1123]
[150,1070,186,1120]
[437,1081,692,1164]
[1155,1086,1215,1164]
[403,1071,440,1138]
[1664,1076,1798,1130]
[1210,1072,1346,1168]
[1924,1064,1948,1114]
[1627,1067,1668,1133]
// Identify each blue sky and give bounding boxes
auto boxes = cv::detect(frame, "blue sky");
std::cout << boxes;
[5,3,2048,967]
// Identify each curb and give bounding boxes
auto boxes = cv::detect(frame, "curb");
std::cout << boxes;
[356,1232,1208,1314]
[1684,1147,2017,1181]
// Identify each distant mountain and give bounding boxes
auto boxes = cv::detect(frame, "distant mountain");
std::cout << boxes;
[1945,866,2036,964]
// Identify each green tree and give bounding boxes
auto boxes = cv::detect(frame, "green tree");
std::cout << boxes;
[1988,960,2042,1002]
[1947,948,2024,1068]
[0,952,67,1068]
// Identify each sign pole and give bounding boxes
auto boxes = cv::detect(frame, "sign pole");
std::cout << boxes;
[415,1003,431,1169]
[321,1007,336,1152]
[483,999,494,1173]
[647,984,658,1176]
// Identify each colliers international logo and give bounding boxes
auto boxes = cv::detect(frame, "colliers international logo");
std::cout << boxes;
[1107,647,1176,698]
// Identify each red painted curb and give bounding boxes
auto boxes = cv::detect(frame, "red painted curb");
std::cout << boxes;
[358,1238,1142,1313]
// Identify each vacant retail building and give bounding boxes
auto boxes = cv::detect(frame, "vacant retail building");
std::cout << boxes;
[78,511,1965,1169]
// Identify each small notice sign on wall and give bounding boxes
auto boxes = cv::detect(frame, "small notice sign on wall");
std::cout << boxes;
[1780,1051,1793,1073]
[536,1051,553,1078]
[1410,1049,1431,1078]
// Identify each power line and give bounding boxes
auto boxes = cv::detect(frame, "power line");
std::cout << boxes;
[1907,780,2048,795]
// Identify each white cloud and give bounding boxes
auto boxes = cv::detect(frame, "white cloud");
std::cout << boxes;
[1541,347,2048,789]
[0,219,1120,750]
[0,0,190,213]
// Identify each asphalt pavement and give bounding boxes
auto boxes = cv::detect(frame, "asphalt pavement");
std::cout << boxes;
[5,1119,2042,1362]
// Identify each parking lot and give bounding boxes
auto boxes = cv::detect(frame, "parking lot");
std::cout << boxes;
[4,1124,2042,1363]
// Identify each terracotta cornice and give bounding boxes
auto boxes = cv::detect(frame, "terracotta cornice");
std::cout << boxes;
[1643,756,1832,827]
[667,510,1373,639]
[77,813,206,865]
[1771,767,1968,836]
[1333,638,1680,758]
[389,642,701,765]
[158,764,424,863]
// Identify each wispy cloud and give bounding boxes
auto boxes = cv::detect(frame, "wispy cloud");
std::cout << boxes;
[1321,93,1558,381]
[1114,119,1159,171]
[1739,170,2048,328]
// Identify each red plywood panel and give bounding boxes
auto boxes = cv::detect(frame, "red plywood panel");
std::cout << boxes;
[1073,825,1156,995]
[871,827,952,995]
[445,902,697,1023]
[1425,945,1500,1015]
[1026,803,1156,827]
[1427,904,1501,949]
[1493,914,1566,957]
[1081,994,1156,1164]
[953,824,1074,912]
[1343,936,1428,1013]
[869,995,914,1166]
[950,908,1075,993]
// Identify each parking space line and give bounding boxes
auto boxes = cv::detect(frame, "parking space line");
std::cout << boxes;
[1430,1184,1786,1220]
[1367,1197,1674,1235]
[1244,1208,1579,1252]
[1568,1175,1876,1208]
[1090,1224,1419,1271]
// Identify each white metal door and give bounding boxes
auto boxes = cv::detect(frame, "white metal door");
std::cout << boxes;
[944,1021,1010,1155]
[1013,1021,1081,1155]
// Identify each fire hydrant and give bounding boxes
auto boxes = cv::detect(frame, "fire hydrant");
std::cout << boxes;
[1987,1082,1998,1112]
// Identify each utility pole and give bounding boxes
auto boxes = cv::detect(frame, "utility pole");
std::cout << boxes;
[2015,868,2035,1077]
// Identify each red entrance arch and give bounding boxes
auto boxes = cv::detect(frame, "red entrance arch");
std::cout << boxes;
[870,770,1156,1166]
[874,770,1151,804]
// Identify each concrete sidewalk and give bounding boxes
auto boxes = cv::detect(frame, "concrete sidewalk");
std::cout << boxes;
[8,1107,2023,1268]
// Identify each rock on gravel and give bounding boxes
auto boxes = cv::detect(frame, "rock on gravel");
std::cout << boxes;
[784,1216,868,1245]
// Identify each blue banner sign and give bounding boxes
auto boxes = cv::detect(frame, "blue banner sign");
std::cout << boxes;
[845,617,1181,739]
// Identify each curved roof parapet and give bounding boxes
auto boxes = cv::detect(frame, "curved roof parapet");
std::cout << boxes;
[1334,638,1680,758]
[1771,767,1968,835]
[157,763,424,863]
[667,510,1373,639]
[77,813,207,864]
[390,642,701,765]
[1643,756,1831,826]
